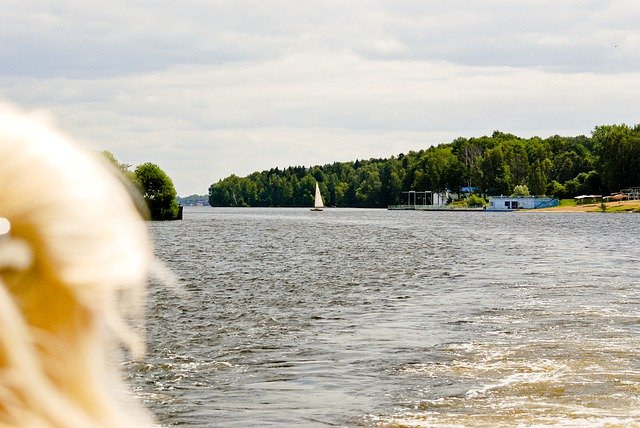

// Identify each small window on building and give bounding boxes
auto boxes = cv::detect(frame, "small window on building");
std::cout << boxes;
[505,201,510,207]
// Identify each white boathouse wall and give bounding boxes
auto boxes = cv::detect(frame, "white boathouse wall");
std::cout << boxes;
[488,196,559,210]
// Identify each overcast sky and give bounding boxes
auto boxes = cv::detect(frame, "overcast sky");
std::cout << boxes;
[1,1,639,196]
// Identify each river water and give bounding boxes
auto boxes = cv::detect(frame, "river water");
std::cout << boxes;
[124,207,640,427]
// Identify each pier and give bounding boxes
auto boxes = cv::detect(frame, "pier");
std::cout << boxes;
[388,205,484,211]
[388,190,483,211]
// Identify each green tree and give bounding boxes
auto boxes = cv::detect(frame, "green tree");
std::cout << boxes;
[527,159,551,196]
[594,124,640,192]
[297,174,316,206]
[551,150,580,184]
[546,180,566,198]
[135,162,180,220]
[581,170,601,195]
[466,194,487,207]
[506,143,530,186]
[356,163,382,207]
[564,178,581,197]
[479,146,511,195]
[380,158,403,206]
[512,184,530,197]
[425,146,462,193]
[411,146,463,195]
[451,137,484,189]
[599,200,608,212]
[209,174,246,206]
[101,150,137,183]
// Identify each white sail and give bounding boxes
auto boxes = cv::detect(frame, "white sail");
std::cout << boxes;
[314,182,324,208]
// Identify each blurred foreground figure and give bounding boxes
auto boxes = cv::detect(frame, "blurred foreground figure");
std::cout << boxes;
[0,104,154,427]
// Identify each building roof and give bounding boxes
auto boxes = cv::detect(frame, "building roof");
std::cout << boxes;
[574,195,602,199]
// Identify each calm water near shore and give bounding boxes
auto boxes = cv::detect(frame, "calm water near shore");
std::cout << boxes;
[125,207,640,427]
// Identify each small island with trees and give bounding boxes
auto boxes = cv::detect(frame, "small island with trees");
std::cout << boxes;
[207,124,640,210]
[102,151,182,221]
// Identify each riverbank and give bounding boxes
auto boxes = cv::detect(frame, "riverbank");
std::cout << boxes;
[531,199,640,213]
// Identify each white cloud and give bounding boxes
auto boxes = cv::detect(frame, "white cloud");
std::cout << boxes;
[1,1,639,195]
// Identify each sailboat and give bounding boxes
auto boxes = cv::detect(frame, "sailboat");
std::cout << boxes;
[311,182,324,211]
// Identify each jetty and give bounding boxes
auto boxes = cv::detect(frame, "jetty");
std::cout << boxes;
[388,190,484,211]
[388,205,484,211]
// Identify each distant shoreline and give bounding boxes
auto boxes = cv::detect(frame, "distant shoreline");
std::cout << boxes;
[529,200,640,213]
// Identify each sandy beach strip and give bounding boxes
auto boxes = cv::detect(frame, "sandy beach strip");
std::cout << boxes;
[531,200,640,213]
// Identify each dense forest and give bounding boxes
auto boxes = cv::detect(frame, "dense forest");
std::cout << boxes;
[208,124,640,208]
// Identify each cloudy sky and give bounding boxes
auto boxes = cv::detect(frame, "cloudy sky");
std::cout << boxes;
[1,1,639,196]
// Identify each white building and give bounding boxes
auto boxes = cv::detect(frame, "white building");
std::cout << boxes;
[487,196,559,211]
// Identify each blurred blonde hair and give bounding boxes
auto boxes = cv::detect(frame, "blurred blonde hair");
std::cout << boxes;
[0,103,154,427]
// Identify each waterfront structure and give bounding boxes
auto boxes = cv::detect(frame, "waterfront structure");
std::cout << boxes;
[389,190,448,210]
[487,196,559,211]
[621,188,640,200]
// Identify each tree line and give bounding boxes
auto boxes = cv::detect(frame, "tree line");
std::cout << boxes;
[208,124,640,208]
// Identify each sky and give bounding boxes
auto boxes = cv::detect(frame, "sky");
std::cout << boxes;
[1,1,639,196]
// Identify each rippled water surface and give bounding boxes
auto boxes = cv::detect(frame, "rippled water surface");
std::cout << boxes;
[125,207,640,427]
